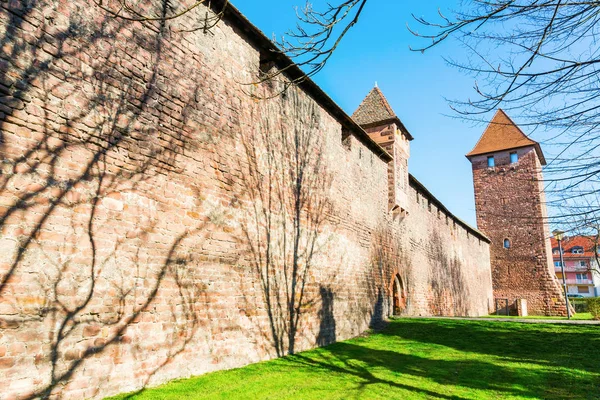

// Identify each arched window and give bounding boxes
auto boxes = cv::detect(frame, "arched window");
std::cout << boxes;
[504,239,511,249]
[572,246,584,254]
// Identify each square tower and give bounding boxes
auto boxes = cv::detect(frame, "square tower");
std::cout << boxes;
[352,86,413,217]
[467,110,568,316]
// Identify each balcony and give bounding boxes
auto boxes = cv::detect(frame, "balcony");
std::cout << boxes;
[555,266,589,272]
[565,279,594,285]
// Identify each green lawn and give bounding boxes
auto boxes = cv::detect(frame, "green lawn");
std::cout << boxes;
[109,319,600,400]
[482,312,594,320]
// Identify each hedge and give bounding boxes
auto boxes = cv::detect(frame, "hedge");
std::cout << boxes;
[586,298,600,320]
[570,298,588,313]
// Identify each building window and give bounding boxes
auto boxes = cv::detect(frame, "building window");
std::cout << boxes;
[503,238,511,249]
[576,273,588,281]
[487,156,495,167]
[579,261,587,267]
[578,286,590,294]
[554,261,562,267]
[510,152,518,163]
[572,246,584,254]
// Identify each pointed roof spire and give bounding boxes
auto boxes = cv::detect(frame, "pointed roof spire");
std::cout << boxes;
[352,85,414,140]
[466,109,546,164]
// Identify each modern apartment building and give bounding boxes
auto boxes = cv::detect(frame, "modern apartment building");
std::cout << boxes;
[550,236,600,297]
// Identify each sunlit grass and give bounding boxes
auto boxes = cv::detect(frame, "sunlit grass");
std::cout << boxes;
[108,319,600,400]
[482,312,594,320]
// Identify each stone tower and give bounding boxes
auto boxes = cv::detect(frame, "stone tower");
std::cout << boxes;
[352,86,413,218]
[467,110,568,316]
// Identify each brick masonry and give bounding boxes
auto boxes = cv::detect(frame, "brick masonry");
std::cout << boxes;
[0,1,493,398]
[470,147,568,316]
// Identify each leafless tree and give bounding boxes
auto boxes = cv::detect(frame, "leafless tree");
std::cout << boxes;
[93,0,369,94]
[264,0,367,87]
[94,0,228,31]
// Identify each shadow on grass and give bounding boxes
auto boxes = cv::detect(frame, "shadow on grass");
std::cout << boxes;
[382,319,600,372]
[108,319,600,399]
[289,350,469,400]
[284,319,600,399]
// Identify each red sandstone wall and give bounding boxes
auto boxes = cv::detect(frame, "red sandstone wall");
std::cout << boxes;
[0,1,492,398]
[471,147,568,315]
[401,185,493,316]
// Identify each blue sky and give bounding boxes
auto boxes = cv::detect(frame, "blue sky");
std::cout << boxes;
[232,0,506,227]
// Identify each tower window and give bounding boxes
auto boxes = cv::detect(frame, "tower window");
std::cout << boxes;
[510,152,518,163]
[487,156,495,167]
[503,238,511,249]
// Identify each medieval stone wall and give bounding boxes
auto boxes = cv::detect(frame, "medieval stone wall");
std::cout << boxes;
[399,180,493,317]
[0,1,492,398]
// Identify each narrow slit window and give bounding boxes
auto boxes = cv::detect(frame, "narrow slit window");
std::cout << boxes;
[487,156,495,167]
[510,152,518,163]
[504,238,511,249]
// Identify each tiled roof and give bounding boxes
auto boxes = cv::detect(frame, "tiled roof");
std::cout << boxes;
[550,236,599,259]
[352,87,396,125]
[466,109,546,164]
[352,86,414,140]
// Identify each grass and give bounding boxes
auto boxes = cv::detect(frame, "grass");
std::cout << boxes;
[109,318,600,400]
[482,312,594,320]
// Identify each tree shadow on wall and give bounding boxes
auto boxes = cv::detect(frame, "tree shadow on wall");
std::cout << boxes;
[316,285,336,347]
[428,230,469,316]
[227,85,335,357]
[0,1,221,398]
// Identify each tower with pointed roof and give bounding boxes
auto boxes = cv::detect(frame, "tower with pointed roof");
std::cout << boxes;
[467,110,568,316]
[353,86,413,217]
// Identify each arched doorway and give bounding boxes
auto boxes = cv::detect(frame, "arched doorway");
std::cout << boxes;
[391,274,406,316]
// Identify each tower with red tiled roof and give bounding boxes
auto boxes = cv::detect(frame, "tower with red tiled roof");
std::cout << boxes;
[467,110,568,316]
[353,86,413,217]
